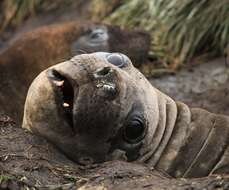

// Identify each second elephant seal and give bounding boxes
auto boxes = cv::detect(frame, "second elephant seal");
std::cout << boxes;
[23,52,229,178]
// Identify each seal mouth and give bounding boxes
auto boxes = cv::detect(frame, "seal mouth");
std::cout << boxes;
[47,69,75,127]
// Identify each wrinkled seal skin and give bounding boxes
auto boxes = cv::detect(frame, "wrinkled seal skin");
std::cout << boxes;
[23,53,229,178]
[0,21,150,122]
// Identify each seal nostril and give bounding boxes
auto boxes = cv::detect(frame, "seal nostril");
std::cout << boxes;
[94,66,112,78]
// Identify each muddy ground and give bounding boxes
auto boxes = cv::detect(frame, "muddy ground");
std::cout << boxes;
[152,58,229,115]
[1,116,229,190]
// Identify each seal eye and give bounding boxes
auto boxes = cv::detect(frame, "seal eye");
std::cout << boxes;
[107,54,126,68]
[123,118,145,143]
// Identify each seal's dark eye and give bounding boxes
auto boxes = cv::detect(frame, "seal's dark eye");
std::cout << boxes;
[123,118,145,143]
[107,54,126,68]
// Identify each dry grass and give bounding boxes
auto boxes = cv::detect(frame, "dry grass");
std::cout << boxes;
[0,0,76,33]
[0,0,40,32]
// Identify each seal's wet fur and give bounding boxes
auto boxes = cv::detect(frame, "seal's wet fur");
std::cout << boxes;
[23,53,229,178]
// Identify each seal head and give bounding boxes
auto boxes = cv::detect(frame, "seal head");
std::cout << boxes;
[23,52,161,165]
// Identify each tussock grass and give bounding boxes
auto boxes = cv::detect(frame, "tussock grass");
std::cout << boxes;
[92,0,229,68]
[0,0,75,33]
[0,0,40,32]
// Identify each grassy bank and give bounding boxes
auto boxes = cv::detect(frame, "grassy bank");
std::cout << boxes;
[91,0,229,69]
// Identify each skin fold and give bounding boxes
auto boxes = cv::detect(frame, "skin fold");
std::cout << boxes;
[23,52,229,178]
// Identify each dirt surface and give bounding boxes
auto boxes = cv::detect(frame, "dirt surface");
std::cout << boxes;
[1,115,229,190]
[151,58,229,115]
[0,114,81,188]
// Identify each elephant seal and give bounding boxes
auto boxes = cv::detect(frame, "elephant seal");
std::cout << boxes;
[23,52,229,178]
[0,21,149,122]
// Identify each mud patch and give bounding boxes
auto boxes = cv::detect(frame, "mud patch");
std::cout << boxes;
[151,58,229,115]
[1,115,229,190]
[0,116,82,189]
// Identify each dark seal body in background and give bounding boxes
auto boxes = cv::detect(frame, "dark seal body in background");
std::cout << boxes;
[23,52,229,178]
[0,21,150,122]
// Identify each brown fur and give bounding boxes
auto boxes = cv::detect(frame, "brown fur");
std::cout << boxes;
[23,53,229,178]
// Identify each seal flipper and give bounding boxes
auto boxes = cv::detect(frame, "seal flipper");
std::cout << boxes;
[183,113,229,177]
[211,146,229,174]
[156,106,215,178]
